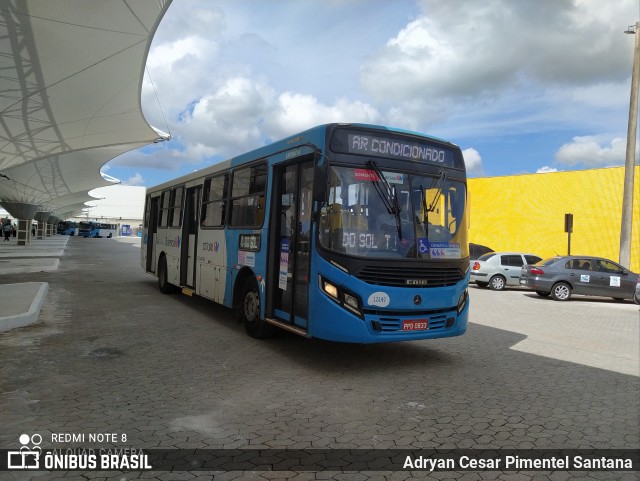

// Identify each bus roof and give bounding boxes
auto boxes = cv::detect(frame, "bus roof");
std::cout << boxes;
[146,123,460,194]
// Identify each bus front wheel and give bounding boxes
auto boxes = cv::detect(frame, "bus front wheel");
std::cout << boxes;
[158,256,178,294]
[238,279,273,339]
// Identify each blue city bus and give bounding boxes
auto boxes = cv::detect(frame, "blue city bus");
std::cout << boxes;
[57,221,78,235]
[141,124,469,343]
[78,221,117,238]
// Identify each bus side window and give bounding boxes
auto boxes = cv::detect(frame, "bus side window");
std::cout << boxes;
[201,174,228,228]
[159,189,171,227]
[171,186,184,227]
[229,163,266,228]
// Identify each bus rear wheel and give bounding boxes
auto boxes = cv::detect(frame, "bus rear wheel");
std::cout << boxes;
[158,256,178,294]
[238,279,273,338]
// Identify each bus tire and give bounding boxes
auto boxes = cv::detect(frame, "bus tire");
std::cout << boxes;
[158,255,178,294]
[238,279,273,339]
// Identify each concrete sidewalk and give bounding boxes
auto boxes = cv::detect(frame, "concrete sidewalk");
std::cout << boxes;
[0,236,68,332]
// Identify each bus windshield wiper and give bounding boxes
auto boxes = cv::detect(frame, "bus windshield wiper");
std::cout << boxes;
[367,160,402,239]
[421,171,447,245]
[425,171,446,213]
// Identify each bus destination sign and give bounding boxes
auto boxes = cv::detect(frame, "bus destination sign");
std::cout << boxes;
[337,132,456,167]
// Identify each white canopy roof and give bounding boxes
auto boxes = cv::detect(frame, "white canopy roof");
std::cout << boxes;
[0,0,172,215]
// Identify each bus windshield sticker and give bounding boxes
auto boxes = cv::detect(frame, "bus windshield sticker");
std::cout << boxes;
[429,242,461,259]
[238,251,255,267]
[382,172,404,184]
[417,238,429,255]
[354,169,379,181]
[279,240,289,290]
[367,292,390,307]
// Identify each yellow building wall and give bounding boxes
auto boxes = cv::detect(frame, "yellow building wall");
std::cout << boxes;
[468,166,640,272]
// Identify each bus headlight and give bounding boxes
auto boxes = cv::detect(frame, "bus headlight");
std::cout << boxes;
[322,279,339,299]
[319,276,363,318]
[457,289,468,315]
[343,292,361,314]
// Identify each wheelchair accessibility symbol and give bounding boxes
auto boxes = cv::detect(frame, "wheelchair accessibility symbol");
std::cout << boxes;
[417,238,429,254]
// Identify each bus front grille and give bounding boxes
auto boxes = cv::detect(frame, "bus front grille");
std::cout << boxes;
[356,265,464,287]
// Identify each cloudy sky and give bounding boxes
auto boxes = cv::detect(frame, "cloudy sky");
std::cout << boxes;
[105,0,639,186]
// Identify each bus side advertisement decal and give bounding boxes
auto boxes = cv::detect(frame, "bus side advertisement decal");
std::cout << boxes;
[238,251,255,267]
[279,240,289,290]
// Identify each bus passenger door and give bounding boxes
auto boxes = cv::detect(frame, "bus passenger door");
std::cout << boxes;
[181,186,201,288]
[146,197,159,273]
[269,159,314,329]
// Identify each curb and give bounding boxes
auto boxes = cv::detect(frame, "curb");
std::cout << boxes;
[0,282,49,332]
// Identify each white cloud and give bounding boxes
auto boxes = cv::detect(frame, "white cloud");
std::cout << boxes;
[362,1,634,105]
[555,136,626,166]
[268,93,380,139]
[171,76,381,159]
[123,173,145,186]
[356,0,636,140]
[462,148,483,175]
[181,76,273,154]
[536,166,559,173]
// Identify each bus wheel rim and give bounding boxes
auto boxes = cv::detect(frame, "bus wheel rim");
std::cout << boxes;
[244,291,259,321]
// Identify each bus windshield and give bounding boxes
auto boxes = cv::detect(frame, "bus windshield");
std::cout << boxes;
[319,165,468,259]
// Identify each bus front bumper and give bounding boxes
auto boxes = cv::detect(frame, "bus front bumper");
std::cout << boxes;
[310,293,469,344]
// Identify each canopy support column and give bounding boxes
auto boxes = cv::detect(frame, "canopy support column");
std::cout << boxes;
[1,202,40,246]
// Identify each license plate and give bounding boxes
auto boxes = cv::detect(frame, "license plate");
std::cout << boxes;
[402,319,429,331]
[520,279,527,284]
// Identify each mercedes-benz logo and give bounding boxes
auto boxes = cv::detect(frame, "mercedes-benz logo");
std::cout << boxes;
[413,295,422,305]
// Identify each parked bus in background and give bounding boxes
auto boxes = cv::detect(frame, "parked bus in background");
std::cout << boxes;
[57,221,78,235]
[141,123,469,343]
[78,221,118,238]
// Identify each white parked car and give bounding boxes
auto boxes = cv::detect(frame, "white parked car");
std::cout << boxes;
[471,252,543,290]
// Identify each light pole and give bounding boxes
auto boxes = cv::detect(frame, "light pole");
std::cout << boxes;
[620,22,640,268]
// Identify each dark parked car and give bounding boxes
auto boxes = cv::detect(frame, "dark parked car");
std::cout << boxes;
[469,243,494,260]
[520,255,640,303]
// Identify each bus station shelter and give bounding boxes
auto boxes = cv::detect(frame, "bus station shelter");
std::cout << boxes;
[0,0,171,244]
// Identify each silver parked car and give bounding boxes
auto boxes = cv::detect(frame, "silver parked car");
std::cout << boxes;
[520,255,640,303]
[471,252,543,290]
